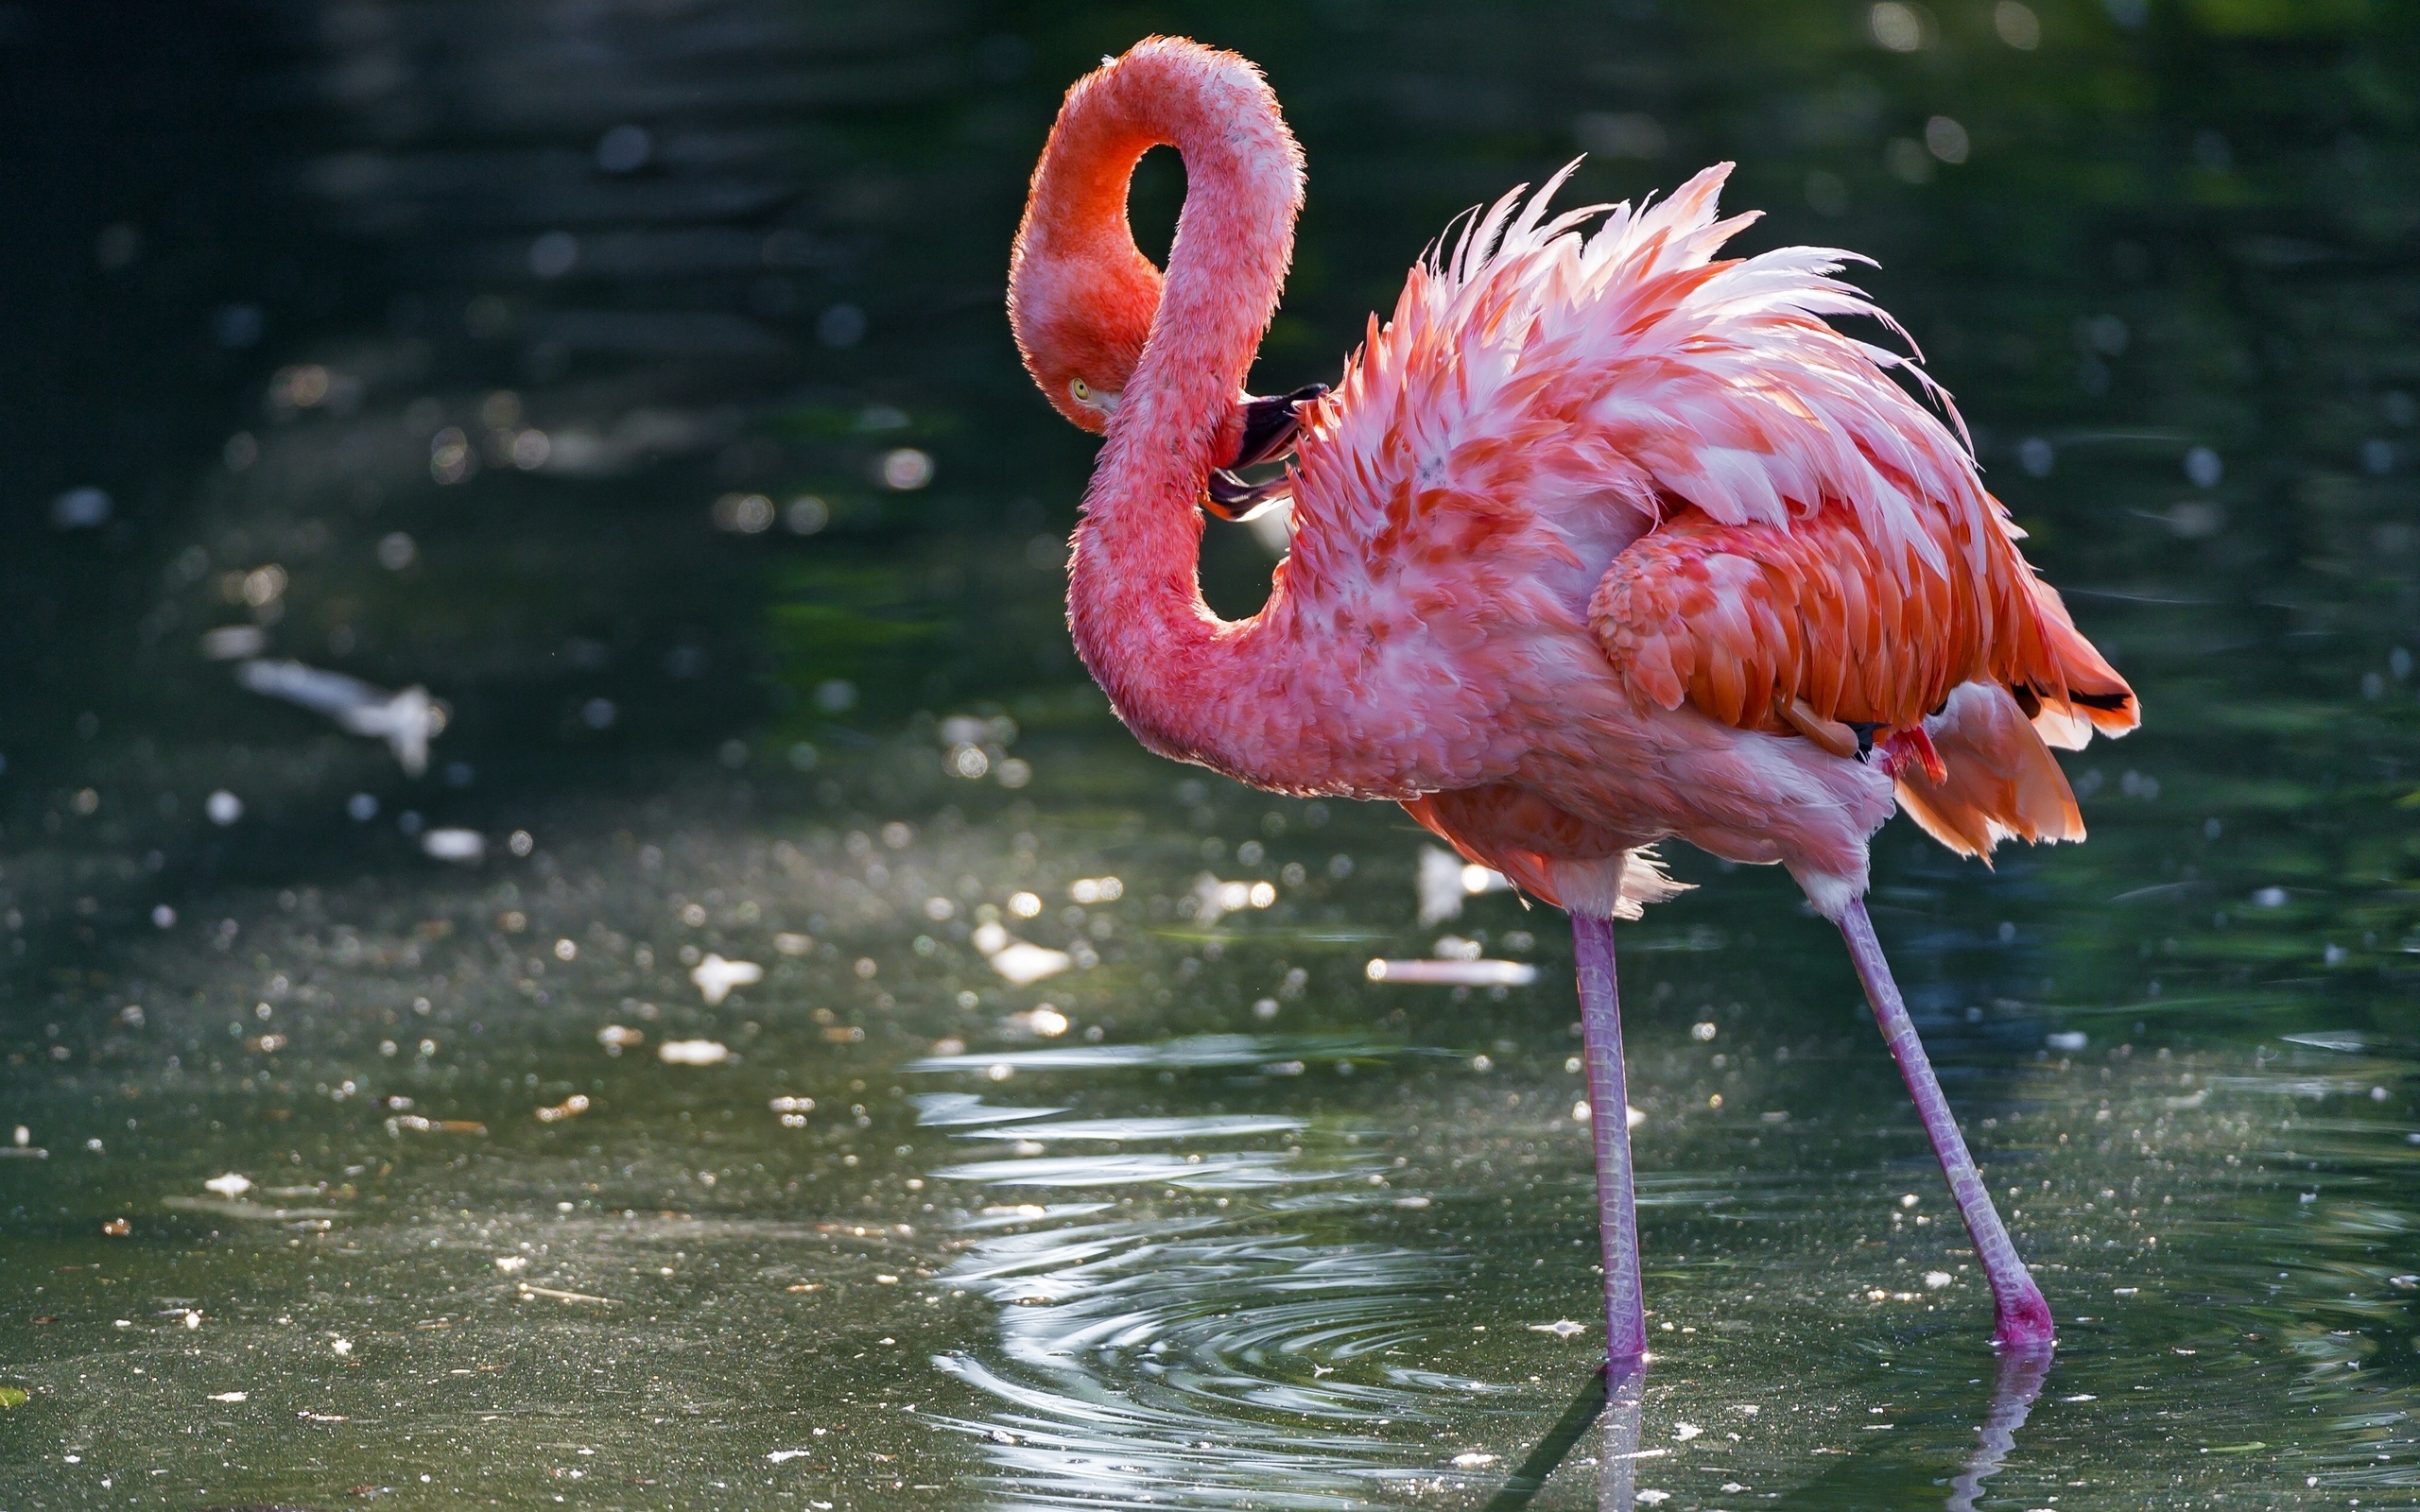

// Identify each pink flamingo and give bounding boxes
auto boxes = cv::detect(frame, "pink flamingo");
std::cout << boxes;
[1007,38,2135,1363]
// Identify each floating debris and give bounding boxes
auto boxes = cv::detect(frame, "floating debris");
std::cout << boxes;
[990,942,1073,985]
[596,1024,645,1055]
[2046,1030,2088,1052]
[658,1039,731,1066]
[2282,1030,2372,1052]
[388,1115,488,1136]
[101,1217,130,1237]
[200,625,269,661]
[164,1194,340,1222]
[1010,1005,1071,1037]
[208,1392,249,1403]
[1187,872,1278,928]
[1364,958,1537,987]
[1450,1452,1498,1469]
[768,1450,812,1465]
[493,1256,527,1273]
[517,1284,615,1306]
[422,828,486,864]
[1528,1319,1588,1338]
[535,1094,591,1123]
[690,953,763,1005]
[233,659,447,776]
[203,1174,253,1198]
[1417,845,1511,926]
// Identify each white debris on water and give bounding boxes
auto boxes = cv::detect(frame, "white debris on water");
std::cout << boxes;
[990,942,1072,986]
[1925,1270,1953,1289]
[200,625,268,661]
[1417,845,1511,925]
[2047,1030,2088,1052]
[1570,1101,1650,1129]
[421,828,485,864]
[1529,1320,1587,1338]
[202,1174,252,1198]
[1450,1452,1497,1469]
[234,660,447,776]
[1365,958,1538,986]
[1012,1006,1069,1037]
[596,1025,645,1055]
[689,954,763,1005]
[1187,872,1277,927]
[658,1039,730,1066]
[207,1392,248,1403]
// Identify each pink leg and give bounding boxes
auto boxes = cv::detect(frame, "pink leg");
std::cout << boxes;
[1840,899,2054,1349]
[1572,913,1648,1366]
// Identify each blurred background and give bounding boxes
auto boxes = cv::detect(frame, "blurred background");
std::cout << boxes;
[6,2,2420,1507]
[5,0,2417,959]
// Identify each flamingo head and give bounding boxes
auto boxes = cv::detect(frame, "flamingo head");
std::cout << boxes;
[1008,224,1161,436]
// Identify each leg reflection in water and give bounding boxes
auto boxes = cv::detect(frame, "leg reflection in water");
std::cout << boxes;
[1593,1366,1649,1512]
[1946,1344,2052,1512]
[1484,1347,2048,1511]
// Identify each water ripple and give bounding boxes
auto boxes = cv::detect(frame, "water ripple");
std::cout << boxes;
[932,1151,1378,1189]
[906,1034,1431,1074]
[932,1202,1494,1510]
[953,1115,1310,1143]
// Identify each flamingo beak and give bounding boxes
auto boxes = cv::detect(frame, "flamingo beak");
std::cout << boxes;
[1201,383,1326,523]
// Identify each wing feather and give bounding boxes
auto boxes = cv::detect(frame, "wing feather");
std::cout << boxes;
[1282,159,2136,763]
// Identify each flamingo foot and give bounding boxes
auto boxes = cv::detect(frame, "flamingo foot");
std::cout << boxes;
[1571,913,1648,1367]
[1838,899,2055,1350]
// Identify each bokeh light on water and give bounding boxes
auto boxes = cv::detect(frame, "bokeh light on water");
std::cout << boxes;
[6,2,2420,1507]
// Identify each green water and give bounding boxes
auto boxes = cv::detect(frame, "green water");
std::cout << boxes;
[5,2,2420,1507]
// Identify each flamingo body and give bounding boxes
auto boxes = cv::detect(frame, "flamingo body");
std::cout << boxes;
[1009,36,2132,1356]
[1011,41,2132,922]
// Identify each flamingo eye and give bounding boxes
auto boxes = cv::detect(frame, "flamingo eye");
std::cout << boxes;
[1069,377,1093,404]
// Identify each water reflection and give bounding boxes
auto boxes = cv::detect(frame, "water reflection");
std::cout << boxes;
[1945,1346,2050,1512]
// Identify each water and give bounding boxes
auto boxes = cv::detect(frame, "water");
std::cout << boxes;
[4,2,2419,1506]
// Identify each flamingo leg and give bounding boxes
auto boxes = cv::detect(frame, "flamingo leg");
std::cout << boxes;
[1839,899,2055,1349]
[1572,913,1649,1366]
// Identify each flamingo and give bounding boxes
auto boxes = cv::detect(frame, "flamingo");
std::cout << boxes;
[1006,37,2135,1365]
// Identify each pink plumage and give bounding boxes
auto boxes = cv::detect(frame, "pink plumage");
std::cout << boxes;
[1009,35,2133,1360]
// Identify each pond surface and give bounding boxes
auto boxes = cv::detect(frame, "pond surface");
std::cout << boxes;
[5,2,2420,1508]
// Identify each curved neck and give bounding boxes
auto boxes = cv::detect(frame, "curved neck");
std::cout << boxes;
[1042,42,1305,777]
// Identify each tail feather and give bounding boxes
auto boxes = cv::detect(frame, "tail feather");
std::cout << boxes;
[1895,680,2083,861]
[2021,579,2137,750]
